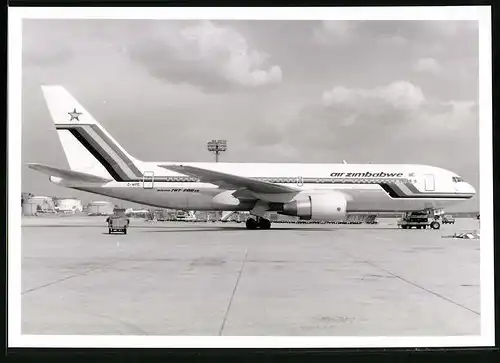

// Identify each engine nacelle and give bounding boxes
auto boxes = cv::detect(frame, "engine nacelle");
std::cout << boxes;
[280,192,347,220]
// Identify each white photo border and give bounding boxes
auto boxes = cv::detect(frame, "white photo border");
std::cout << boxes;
[8,5,494,348]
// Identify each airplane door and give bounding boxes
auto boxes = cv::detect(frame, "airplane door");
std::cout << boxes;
[424,174,435,191]
[143,171,154,189]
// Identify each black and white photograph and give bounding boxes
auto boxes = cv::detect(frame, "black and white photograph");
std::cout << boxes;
[8,6,494,348]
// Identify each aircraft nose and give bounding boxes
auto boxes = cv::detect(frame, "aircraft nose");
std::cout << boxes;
[455,181,475,197]
[463,182,476,196]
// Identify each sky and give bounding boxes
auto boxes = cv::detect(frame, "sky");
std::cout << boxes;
[21,19,480,211]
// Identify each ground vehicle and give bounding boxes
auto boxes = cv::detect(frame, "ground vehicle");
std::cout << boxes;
[441,215,455,224]
[397,211,440,230]
[175,211,197,222]
[106,208,130,234]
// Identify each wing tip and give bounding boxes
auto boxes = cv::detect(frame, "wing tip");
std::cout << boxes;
[27,162,43,170]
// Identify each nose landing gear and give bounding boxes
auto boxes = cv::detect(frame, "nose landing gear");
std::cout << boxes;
[430,210,441,230]
[245,217,271,230]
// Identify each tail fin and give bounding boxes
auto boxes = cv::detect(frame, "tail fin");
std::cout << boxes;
[41,85,143,182]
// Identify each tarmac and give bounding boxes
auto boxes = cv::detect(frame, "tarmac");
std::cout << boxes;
[21,216,480,336]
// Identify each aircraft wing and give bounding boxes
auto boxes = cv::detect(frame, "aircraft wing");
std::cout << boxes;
[27,163,113,184]
[159,164,299,194]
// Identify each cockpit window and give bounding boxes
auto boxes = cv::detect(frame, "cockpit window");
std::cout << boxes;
[452,176,464,183]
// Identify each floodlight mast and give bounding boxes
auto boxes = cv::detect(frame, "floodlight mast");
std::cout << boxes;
[207,140,227,162]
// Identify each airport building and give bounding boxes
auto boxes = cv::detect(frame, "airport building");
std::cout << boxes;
[22,199,39,215]
[21,192,34,205]
[54,198,83,214]
[22,196,56,215]
[87,201,114,216]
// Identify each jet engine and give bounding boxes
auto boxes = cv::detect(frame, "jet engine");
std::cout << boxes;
[279,191,347,220]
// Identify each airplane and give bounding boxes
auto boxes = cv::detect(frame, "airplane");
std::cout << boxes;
[27,85,476,230]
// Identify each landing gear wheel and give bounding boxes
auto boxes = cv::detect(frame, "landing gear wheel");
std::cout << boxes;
[246,218,259,230]
[259,218,271,229]
[430,221,441,230]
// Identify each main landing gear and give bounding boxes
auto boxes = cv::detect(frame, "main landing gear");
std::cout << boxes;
[246,217,271,230]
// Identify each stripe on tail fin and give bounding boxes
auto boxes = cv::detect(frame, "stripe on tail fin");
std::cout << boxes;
[41,85,143,181]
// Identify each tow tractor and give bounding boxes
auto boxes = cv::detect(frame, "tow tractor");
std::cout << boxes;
[441,215,455,224]
[106,208,130,234]
[397,211,441,230]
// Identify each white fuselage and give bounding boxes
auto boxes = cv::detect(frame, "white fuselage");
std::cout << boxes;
[53,161,476,213]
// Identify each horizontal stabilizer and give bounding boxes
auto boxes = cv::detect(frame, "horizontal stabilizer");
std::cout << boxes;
[159,164,298,194]
[27,163,113,183]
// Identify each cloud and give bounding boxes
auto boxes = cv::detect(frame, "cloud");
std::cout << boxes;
[420,100,478,131]
[376,34,408,46]
[312,20,470,48]
[280,80,477,164]
[322,80,425,110]
[22,21,76,66]
[413,57,441,74]
[23,42,73,67]
[313,20,357,44]
[426,21,477,39]
[319,81,476,136]
[125,20,282,91]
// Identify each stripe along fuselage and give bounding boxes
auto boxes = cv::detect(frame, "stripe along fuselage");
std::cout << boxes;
[52,158,475,213]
